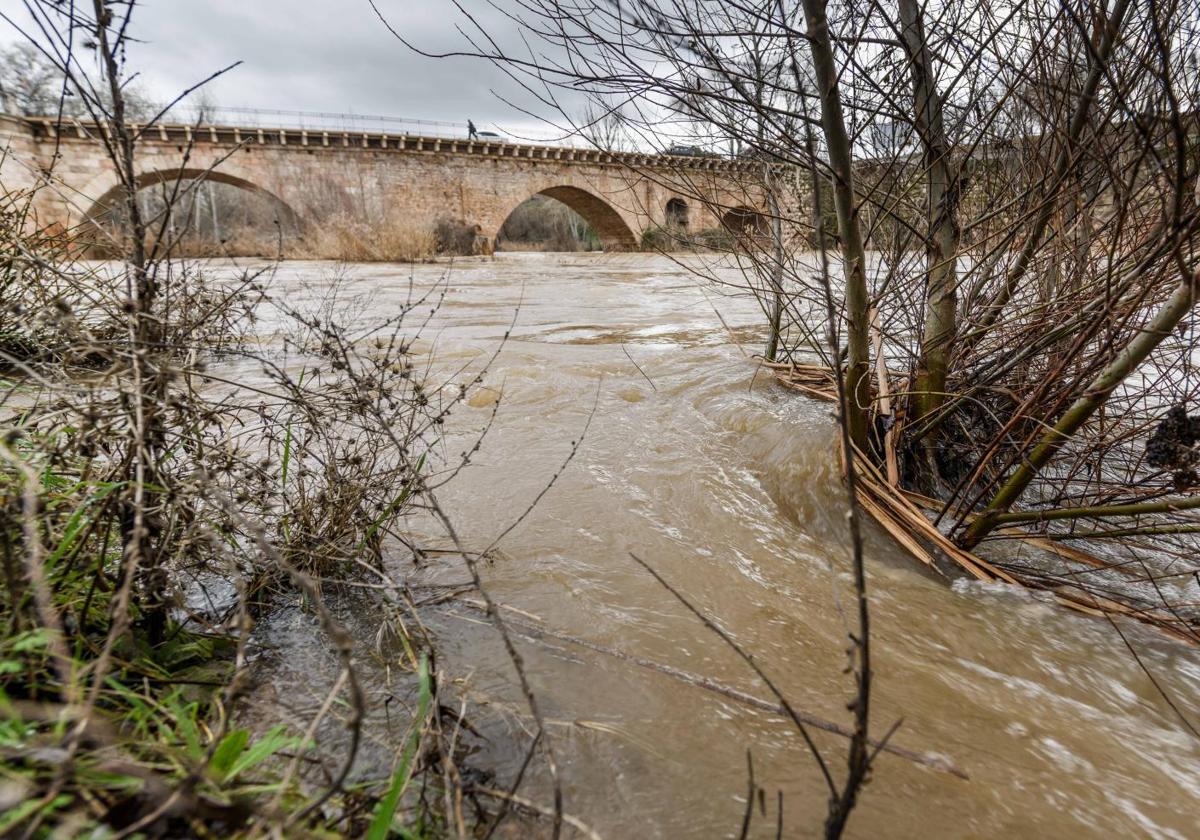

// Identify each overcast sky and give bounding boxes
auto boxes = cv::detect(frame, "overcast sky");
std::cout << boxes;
[0,1,571,135]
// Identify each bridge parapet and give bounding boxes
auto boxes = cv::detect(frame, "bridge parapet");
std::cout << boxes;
[24,116,757,173]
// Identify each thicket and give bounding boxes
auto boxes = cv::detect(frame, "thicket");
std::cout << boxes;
[462,0,1200,629]
[0,4,511,837]
[0,185,487,840]
[640,224,735,252]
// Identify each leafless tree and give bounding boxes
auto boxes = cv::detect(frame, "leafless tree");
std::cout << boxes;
[396,0,1200,830]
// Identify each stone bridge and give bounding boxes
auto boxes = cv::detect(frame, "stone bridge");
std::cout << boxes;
[0,114,767,252]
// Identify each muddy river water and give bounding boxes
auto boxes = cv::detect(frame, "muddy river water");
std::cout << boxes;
[236,252,1199,838]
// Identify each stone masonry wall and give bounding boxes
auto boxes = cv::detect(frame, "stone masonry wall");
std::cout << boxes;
[0,117,769,251]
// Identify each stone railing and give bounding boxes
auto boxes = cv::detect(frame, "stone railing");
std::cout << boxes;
[22,115,756,172]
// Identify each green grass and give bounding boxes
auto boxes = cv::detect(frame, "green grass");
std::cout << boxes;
[0,456,442,838]
[367,654,433,840]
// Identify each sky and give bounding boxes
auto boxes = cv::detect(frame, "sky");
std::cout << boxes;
[0,0,573,136]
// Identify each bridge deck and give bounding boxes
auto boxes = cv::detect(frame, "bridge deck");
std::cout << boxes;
[25,116,752,172]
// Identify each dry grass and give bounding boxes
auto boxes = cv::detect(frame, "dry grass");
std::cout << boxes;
[290,213,441,262]
[91,214,475,262]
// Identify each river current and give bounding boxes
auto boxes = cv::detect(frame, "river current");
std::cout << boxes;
[228,252,1200,839]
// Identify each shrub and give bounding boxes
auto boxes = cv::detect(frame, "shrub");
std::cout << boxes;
[693,226,736,250]
[433,216,481,255]
[640,225,673,251]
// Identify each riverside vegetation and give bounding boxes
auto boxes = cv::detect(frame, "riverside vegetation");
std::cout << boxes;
[0,179,486,836]
[0,4,521,836]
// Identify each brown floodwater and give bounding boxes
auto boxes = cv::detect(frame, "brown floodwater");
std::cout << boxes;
[230,252,1200,839]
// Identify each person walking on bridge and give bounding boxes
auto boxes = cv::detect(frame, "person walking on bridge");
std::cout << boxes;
[467,119,478,140]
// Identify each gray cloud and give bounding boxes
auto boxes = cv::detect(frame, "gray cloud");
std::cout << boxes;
[0,0,582,135]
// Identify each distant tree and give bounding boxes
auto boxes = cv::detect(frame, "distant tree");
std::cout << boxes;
[0,42,158,120]
[191,89,219,123]
[579,101,631,151]
[0,43,67,115]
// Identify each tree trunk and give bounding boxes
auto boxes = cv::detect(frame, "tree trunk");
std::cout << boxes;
[801,0,871,453]
[899,0,958,432]
[765,166,785,362]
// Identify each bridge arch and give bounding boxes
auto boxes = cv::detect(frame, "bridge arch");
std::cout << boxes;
[80,168,299,231]
[665,197,690,230]
[495,185,637,251]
